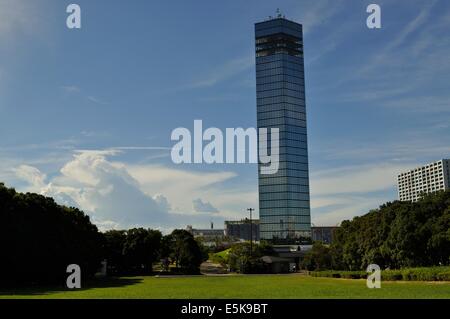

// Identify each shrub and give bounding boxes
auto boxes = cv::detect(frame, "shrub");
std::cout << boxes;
[310,266,450,282]
[310,270,366,279]
[382,270,403,281]
[436,271,450,281]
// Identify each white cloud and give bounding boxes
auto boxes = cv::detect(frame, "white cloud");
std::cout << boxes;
[185,55,254,89]
[310,162,409,196]
[330,0,449,106]
[0,1,45,96]
[13,164,47,190]
[0,0,41,39]
[9,150,253,231]
[311,163,408,195]
[294,0,345,35]
[311,194,386,226]
[382,96,450,113]
[59,85,109,105]
[355,0,438,79]
[383,0,438,54]
[50,151,170,227]
[193,198,219,213]
[312,136,450,164]
[61,85,81,93]
[87,96,109,105]
[127,164,237,213]
[6,147,441,232]
[128,164,258,220]
[153,194,171,212]
[308,161,423,226]
[10,151,169,229]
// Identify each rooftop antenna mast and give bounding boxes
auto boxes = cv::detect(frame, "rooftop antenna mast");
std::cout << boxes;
[276,8,285,18]
[247,208,255,256]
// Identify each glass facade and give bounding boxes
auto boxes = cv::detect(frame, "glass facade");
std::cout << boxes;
[255,18,311,244]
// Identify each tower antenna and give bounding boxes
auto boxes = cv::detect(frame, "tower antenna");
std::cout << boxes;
[276,8,283,18]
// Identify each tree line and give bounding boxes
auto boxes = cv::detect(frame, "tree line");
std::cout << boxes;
[104,228,207,275]
[303,190,450,271]
[4,181,450,285]
[0,183,207,287]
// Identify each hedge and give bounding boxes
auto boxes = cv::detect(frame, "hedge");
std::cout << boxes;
[310,266,450,281]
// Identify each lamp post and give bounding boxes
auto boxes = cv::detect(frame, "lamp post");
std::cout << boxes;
[247,208,254,256]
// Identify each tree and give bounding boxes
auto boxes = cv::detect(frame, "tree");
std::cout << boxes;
[161,229,206,274]
[195,238,210,263]
[227,241,274,273]
[103,230,127,274]
[0,183,103,287]
[330,190,450,270]
[103,228,162,275]
[122,228,162,274]
[301,242,332,271]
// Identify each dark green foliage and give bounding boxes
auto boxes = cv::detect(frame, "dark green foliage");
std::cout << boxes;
[301,242,332,271]
[103,228,162,275]
[196,239,210,262]
[123,228,162,273]
[310,266,450,282]
[309,270,367,279]
[0,183,103,287]
[330,190,450,270]
[161,229,206,274]
[227,241,275,273]
[104,229,206,275]
[103,230,127,274]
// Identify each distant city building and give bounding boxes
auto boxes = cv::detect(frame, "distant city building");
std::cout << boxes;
[255,15,311,244]
[186,223,225,246]
[398,159,450,202]
[224,219,260,241]
[266,244,311,273]
[311,226,339,244]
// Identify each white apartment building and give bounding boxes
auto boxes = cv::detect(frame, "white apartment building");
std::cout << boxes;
[398,159,450,201]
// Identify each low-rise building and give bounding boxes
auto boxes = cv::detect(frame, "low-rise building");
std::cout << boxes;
[186,223,225,246]
[311,226,339,244]
[224,218,260,241]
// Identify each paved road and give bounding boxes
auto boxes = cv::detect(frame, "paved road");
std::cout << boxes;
[200,260,228,275]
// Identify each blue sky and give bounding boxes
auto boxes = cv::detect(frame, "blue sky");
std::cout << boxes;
[0,0,449,232]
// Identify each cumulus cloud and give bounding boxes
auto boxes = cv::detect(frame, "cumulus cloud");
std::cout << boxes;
[10,150,247,231]
[47,151,170,227]
[10,150,409,230]
[13,164,47,190]
[126,164,248,218]
[192,198,219,213]
[10,151,169,230]
[153,194,171,212]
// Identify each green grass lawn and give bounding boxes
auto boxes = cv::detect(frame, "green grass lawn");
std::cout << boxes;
[209,248,231,265]
[214,248,231,259]
[2,274,450,299]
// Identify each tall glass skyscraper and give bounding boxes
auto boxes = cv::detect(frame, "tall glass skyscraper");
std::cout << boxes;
[255,16,311,244]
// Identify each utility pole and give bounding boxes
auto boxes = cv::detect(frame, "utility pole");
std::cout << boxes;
[247,208,254,256]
